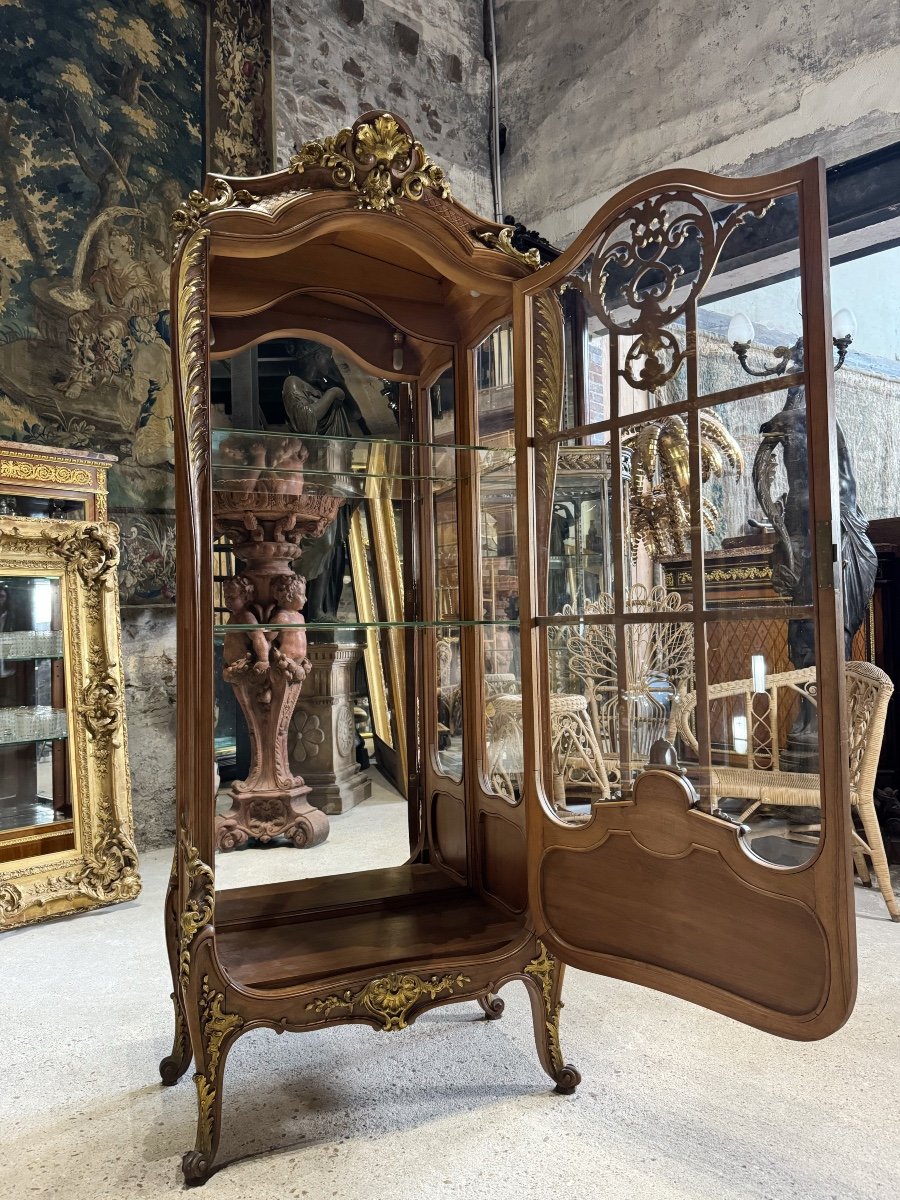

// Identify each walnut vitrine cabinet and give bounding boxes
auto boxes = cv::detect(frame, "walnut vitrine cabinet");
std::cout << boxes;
[164,113,856,1185]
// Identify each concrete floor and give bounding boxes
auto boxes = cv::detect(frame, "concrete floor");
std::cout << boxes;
[2,793,899,1200]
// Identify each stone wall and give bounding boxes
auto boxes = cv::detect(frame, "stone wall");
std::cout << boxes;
[272,0,494,215]
[495,0,900,244]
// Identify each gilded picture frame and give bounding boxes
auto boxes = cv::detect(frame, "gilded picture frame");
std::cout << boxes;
[0,518,140,929]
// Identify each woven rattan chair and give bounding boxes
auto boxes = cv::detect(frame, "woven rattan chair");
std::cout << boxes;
[671,660,898,921]
[559,584,695,781]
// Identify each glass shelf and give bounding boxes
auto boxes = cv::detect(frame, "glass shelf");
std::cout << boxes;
[0,630,64,661]
[0,732,69,749]
[0,705,68,746]
[211,430,515,497]
[213,428,506,456]
[214,619,523,635]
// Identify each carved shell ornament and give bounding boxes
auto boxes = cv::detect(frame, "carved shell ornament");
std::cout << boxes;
[288,111,452,213]
[572,191,772,391]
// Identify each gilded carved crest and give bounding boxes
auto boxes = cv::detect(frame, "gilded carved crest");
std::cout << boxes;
[289,111,452,213]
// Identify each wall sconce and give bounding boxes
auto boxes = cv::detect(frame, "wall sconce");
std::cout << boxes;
[726,303,856,376]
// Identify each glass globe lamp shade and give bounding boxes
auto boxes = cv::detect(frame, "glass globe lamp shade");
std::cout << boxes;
[832,308,857,341]
[727,312,755,346]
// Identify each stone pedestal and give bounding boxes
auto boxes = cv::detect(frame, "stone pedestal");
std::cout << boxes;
[289,639,371,814]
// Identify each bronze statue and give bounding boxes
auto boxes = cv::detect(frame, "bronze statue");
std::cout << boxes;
[753,376,877,761]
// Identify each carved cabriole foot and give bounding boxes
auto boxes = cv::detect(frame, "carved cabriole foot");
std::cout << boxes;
[523,941,581,1095]
[160,856,193,1085]
[182,971,245,1187]
[215,786,330,851]
[478,992,505,1020]
[160,994,192,1085]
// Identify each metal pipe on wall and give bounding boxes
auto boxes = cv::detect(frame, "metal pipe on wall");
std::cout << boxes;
[484,0,503,224]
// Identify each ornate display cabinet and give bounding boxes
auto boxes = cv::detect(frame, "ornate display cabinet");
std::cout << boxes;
[164,113,855,1184]
[0,443,139,927]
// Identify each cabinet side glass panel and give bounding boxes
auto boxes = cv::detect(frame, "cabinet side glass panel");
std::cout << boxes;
[530,177,841,863]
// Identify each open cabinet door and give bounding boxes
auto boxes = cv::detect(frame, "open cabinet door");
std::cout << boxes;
[514,159,858,1039]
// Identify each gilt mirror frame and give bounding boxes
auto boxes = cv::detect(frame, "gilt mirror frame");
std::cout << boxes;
[0,519,140,928]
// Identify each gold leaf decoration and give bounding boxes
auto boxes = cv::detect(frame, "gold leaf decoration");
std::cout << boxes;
[194,976,244,1149]
[178,834,215,987]
[532,290,565,600]
[476,227,542,270]
[524,941,564,1073]
[289,112,451,213]
[171,177,258,240]
[306,970,472,1031]
[175,230,211,484]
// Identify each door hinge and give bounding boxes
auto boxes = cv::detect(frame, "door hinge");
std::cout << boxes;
[815,521,838,591]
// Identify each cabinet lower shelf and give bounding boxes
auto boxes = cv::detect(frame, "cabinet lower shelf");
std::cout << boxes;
[215,864,529,992]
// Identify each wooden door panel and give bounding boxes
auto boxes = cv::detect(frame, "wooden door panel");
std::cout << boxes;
[514,159,857,1039]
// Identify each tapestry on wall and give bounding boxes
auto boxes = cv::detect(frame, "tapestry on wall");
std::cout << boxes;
[0,0,272,604]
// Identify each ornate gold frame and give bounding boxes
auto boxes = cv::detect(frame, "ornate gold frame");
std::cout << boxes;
[0,519,140,928]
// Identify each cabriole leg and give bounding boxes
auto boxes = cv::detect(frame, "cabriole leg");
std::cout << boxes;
[182,975,244,1186]
[523,941,581,1095]
[159,860,192,1085]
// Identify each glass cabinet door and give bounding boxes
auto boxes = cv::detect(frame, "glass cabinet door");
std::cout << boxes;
[517,160,857,1038]
[0,573,73,861]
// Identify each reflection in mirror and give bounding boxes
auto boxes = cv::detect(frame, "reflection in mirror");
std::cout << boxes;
[547,445,622,614]
[482,621,523,803]
[210,336,415,891]
[436,628,462,781]
[0,574,70,848]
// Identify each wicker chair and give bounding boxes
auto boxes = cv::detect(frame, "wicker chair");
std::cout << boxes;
[671,660,898,922]
[558,584,695,780]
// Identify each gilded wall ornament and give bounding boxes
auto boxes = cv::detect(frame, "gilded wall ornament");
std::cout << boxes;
[288,112,451,213]
[306,970,472,1031]
[45,523,119,590]
[0,460,92,487]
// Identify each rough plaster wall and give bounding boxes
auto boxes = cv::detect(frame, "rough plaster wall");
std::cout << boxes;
[496,0,900,245]
[122,611,178,850]
[273,0,493,216]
